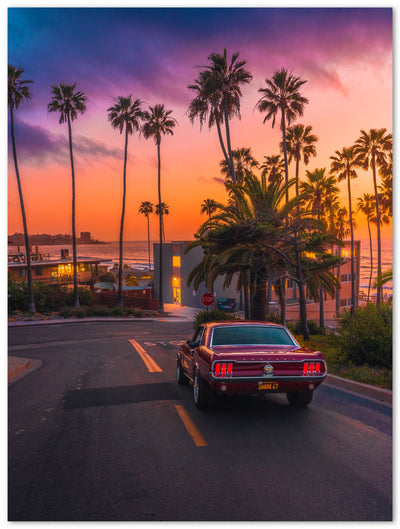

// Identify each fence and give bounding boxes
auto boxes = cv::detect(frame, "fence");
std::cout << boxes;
[94,291,159,311]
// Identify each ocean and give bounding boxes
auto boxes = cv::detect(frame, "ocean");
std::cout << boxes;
[9,238,393,297]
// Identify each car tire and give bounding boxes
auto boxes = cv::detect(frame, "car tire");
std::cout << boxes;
[286,390,313,407]
[177,357,188,385]
[193,369,215,409]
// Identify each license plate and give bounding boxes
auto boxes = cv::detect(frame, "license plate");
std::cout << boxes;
[258,381,279,390]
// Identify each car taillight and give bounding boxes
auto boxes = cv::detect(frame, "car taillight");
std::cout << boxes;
[303,361,324,376]
[214,362,233,377]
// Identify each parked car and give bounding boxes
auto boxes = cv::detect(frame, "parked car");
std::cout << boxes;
[176,321,327,409]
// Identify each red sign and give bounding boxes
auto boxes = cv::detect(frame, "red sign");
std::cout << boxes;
[201,292,215,307]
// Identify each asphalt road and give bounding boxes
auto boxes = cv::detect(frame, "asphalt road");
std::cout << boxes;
[8,320,392,521]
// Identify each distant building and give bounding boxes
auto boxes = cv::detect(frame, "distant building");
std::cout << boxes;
[153,240,361,322]
[80,232,92,243]
[8,247,103,288]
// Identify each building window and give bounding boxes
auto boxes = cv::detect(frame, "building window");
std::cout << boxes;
[35,267,43,276]
[18,269,26,277]
[172,255,181,268]
[79,263,92,272]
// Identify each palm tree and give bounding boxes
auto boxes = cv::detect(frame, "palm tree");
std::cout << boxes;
[155,202,169,242]
[188,49,252,184]
[107,95,145,306]
[354,128,392,304]
[357,193,375,301]
[200,198,223,219]
[332,206,351,316]
[256,68,309,203]
[330,147,359,314]
[142,104,177,313]
[138,201,154,269]
[48,83,87,308]
[8,65,35,313]
[260,154,285,183]
[220,147,259,184]
[379,151,392,218]
[284,123,318,202]
[300,168,339,328]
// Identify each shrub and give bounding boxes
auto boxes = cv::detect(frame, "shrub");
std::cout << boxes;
[193,309,240,329]
[287,320,325,335]
[111,307,124,317]
[336,303,392,369]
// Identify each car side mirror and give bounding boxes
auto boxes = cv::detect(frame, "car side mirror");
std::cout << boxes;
[186,339,200,349]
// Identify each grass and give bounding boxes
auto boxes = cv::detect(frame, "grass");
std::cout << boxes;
[295,334,392,390]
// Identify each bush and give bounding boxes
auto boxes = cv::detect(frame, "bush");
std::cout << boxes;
[193,309,240,329]
[287,320,325,335]
[336,303,392,369]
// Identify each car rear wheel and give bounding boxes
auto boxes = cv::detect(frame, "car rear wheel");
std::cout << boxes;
[286,390,313,407]
[193,369,215,409]
[177,357,188,385]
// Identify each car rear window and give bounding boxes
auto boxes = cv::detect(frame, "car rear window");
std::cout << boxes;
[211,326,296,346]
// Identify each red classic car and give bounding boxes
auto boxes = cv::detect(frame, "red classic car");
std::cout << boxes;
[176,321,327,409]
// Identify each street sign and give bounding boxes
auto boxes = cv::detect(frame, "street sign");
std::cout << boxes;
[201,292,215,307]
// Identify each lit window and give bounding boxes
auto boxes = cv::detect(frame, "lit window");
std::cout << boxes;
[172,255,181,268]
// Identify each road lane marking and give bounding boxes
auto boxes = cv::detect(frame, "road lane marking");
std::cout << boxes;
[174,405,207,447]
[129,339,162,373]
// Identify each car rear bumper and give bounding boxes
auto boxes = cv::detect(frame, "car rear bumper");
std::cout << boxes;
[208,374,326,394]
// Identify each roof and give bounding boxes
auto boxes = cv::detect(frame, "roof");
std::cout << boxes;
[8,256,104,268]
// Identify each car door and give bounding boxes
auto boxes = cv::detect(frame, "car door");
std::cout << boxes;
[181,326,205,378]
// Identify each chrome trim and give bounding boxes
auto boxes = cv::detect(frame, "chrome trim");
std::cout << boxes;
[210,325,299,348]
[209,373,327,382]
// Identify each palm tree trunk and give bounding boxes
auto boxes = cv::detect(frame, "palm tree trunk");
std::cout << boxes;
[147,215,151,269]
[223,97,237,184]
[335,250,341,317]
[281,109,289,204]
[157,142,164,314]
[67,112,79,308]
[118,127,129,307]
[10,107,36,313]
[215,116,230,170]
[347,172,356,314]
[372,157,382,304]
[250,269,267,321]
[295,234,310,340]
[367,219,373,301]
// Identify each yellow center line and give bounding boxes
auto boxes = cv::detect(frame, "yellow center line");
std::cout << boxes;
[129,339,162,373]
[174,405,207,447]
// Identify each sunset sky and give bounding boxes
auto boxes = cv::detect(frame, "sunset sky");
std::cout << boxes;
[7,6,393,242]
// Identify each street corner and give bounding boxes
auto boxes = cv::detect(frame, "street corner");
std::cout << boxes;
[8,357,43,385]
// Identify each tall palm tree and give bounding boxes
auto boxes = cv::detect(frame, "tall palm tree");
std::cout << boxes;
[108,95,145,306]
[284,123,318,202]
[142,104,177,313]
[354,128,392,304]
[48,83,87,308]
[260,154,285,183]
[8,65,35,313]
[200,198,223,219]
[188,49,252,184]
[256,68,309,203]
[357,193,375,301]
[300,168,339,328]
[155,202,169,242]
[379,151,392,218]
[139,201,154,269]
[330,146,359,314]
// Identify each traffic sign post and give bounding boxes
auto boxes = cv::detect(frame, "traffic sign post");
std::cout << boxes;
[201,292,215,309]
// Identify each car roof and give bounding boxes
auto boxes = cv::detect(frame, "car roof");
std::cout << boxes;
[202,321,284,329]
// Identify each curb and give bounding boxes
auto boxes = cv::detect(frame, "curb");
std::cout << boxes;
[8,358,32,380]
[326,373,392,403]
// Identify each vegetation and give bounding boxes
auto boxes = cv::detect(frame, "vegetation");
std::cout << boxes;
[193,309,240,329]
[142,104,177,314]
[48,83,88,308]
[108,95,146,307]
[139,201,154,269]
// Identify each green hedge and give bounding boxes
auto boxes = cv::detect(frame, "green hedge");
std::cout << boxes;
[193,309,240,329]
[336,303,392,369]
